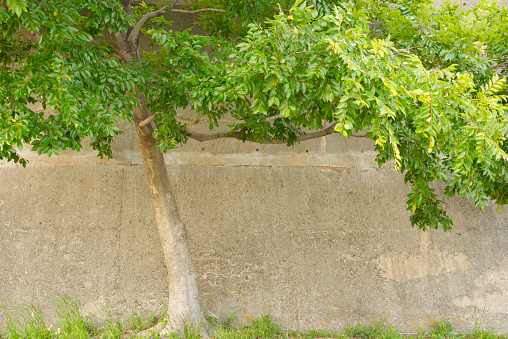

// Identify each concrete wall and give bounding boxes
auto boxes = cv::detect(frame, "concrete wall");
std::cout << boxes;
[2,0,508,334]
[3,121,508,333]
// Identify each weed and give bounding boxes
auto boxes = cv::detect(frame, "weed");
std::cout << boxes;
[251,314,282,337]
[146,313,206,339]
[415,327,427,339]
[154,303,168,331]
[180,314,203,339]
[129,310,147,332]
[1,300,54,339]
[1,305,20,339]
[19,303,52,339]
[215,314,284,339]
[305,328,340,338]
[473,327,499,339]
[101,315,122,339]
[471,307,502,339]
[52,293,94,339]
[430,318,454,337]
[344,321,383,338]
[344,321,404,339]
[207,314,237,332]
[96,300,122,339]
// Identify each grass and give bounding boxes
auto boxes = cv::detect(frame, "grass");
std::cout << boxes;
[128,310,158,333]
[343,321,405,339]
[214,314,283,339]
[1,298,508,339]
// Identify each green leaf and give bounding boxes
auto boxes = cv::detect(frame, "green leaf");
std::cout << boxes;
[6,0,27,16]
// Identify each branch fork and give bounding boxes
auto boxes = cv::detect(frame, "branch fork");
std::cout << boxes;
[128,6,227,44]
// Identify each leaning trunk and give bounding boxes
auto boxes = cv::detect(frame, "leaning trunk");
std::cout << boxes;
[135,113,205,333]
[109,10,206,332]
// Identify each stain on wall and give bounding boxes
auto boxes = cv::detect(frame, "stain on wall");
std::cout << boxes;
[454,256,508,313]
[373,232,472,282]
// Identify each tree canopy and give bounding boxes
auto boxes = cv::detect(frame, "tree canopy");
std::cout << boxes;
[1,0,508,231]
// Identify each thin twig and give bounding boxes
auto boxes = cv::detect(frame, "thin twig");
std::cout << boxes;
[273,7,290,12]
[488,60,508,71]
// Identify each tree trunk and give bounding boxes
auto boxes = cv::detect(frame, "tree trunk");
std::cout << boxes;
[109,8,207,333]
[135,110,206,335]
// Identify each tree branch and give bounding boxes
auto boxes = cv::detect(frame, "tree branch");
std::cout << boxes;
[128,6,227,44]
[138,113,205,127]
[170,8,228,15]
[213,114,281,125]
[128,6,167,43]
[488,60,508,71]
[174,114,204,125]
[140,113,282,127]
[138,114,155,127]
[188,122,339,143]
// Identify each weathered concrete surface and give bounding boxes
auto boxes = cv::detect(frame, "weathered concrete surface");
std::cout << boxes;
[2,124,508,333]
[2,0,508,334]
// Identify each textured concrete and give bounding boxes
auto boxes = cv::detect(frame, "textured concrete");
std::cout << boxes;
[2,127,508,333]
[2,0,508,334]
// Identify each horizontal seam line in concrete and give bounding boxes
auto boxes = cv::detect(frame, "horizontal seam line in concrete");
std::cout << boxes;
[0,162,394,172]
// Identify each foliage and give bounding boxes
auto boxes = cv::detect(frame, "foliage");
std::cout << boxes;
[373,0,508,80]
[0,0,138,164]
[1,0,507,231]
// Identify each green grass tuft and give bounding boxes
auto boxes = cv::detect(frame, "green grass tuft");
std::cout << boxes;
[52,294,96,339]
[344,321,405,339]
[19,303,53,339]
[429,318,454,338]
[215,314,283,339]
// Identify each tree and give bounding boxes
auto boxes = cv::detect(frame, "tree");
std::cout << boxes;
[1,0,507,335]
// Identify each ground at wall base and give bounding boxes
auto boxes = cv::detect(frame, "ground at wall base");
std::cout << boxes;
[1,297,507,339]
